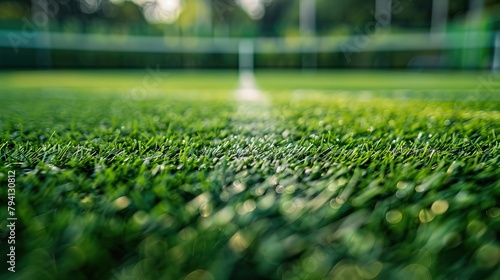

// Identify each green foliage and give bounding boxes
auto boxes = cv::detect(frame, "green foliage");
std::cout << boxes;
[0,71,499,280]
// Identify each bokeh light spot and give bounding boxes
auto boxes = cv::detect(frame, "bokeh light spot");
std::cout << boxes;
[419,209,435,223]
[386,210,403,224]
[431,199,449,215]
[113,196,130,210]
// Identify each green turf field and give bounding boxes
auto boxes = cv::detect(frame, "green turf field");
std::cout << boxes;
[0,71,499,280]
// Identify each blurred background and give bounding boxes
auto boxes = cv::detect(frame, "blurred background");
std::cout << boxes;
[0,0,499,69]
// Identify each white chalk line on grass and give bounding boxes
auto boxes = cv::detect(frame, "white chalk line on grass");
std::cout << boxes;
[233,71,276,135]
[235,70,268,103]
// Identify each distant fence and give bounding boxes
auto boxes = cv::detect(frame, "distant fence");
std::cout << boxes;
[0,30,498,70]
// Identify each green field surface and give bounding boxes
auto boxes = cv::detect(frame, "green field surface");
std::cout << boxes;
[0,71,499,280]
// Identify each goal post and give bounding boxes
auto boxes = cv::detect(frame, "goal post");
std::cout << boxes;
[239,39,254,73]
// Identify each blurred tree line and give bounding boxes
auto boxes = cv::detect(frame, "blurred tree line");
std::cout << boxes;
[0,0,499,69]
[1,0,498,37]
